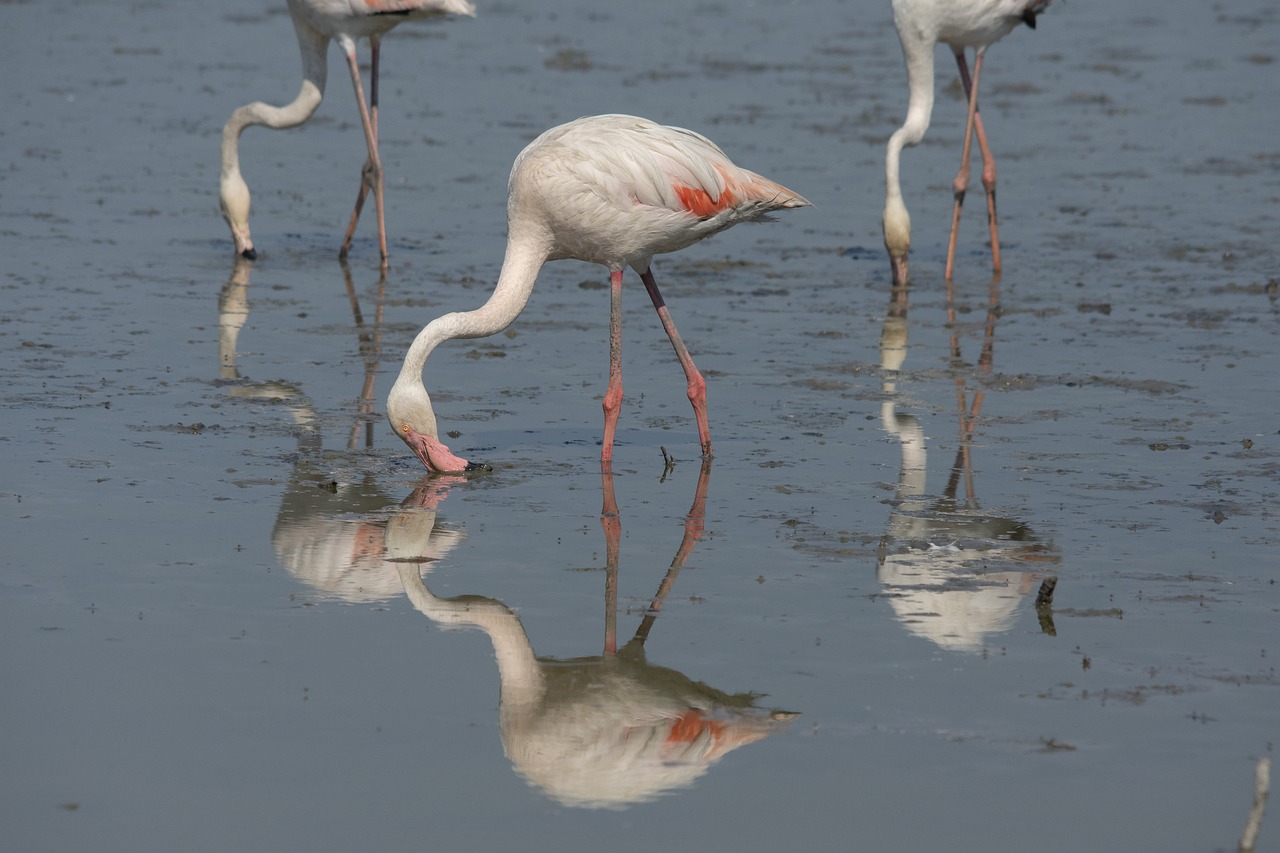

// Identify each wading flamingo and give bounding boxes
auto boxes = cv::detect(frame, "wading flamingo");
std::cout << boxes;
[219,0,476,262]
[883,0,1051,285]
[386,114,809,472]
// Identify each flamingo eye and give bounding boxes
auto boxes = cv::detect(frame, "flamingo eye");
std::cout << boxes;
[400,423,411,434]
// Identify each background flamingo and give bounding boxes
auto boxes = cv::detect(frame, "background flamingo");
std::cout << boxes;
[386,114,809,472]
[883,0,1051,285]
[219,0,475,262]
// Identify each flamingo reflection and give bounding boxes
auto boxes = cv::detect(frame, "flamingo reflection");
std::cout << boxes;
[219,258,387,452]
[390,463,798,809]
[220,258,435,601]
[272,473,466,603]
[877,275,1060,652]
[218,256,307,417]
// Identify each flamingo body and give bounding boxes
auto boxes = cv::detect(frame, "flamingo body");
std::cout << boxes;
[219,0,475,261]
[883,0,1050,285]
[512,116,800,267]
[290,0,466,39]
[387,114,809,472]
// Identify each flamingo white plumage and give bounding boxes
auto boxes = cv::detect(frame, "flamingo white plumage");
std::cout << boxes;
[883,0,1051,285]
[219,0,476,262]
[387,114,810,472]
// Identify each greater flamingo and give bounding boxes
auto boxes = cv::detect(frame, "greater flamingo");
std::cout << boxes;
[219,0,476,262]
[387,114,810,472]
[883,0,1051,285]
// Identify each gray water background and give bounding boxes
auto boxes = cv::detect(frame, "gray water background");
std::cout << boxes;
[2,0,1277,850]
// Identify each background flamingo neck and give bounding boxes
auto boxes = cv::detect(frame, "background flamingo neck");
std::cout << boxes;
[884,22,936,259]
[885,30,936,206]
[220,20,329,181]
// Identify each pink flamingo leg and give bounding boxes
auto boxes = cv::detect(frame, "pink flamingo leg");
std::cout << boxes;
[965,55,1002,275]
[600,467,621,655]
[339,39,375,261]
[600,269,625,464]
[338,37,389,263]
[946,50,1000,280]
[639,268,712,459]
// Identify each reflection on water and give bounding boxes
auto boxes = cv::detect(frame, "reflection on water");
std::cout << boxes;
[392,463,797,809]
[220,258,421,600]
[877,276,1060,652]
[338,261,387,451]
[270,455,797,808]
[218,256,307,413]
[273,473,465,602]
[218,257,386,450]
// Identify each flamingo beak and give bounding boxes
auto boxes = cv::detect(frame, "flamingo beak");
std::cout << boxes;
[400,426,489,474]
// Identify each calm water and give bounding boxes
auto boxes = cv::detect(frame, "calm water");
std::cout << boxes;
[3,1,1277,851]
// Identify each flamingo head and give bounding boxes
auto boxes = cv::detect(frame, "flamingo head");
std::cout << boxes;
[882,196,912,287]
[219,170,257,260]
[387,377,485,474]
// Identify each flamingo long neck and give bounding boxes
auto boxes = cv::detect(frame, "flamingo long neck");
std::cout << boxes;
[394,234,550,391]
[884,20,937,259]
[395,565,546,702]
[219,20,329,184]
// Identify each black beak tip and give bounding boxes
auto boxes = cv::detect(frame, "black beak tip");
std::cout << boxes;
[241,247,258,261]
[1023,9,1038,28]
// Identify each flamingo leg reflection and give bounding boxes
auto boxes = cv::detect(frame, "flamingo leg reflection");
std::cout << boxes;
[599,461,713,655]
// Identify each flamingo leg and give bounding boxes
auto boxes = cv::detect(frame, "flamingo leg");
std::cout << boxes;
[639,268,712,459]
[338,37,389,263]
[945,50,998,280]
[600,466,621,655]
[971,70,1001,276]
[601,269,625,464]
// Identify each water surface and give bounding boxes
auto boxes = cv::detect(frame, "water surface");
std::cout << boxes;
[3,1,1277,851]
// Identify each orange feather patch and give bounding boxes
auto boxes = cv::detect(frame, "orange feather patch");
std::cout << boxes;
[663,710,727,744]
[674,184,737,218]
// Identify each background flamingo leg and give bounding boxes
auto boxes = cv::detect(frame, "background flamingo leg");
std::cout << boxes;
[942,48,988,279]
[971,92,1001,273]
[338,38,388,262]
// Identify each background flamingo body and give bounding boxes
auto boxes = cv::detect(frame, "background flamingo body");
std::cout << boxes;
[219,0,475,261]
[386,114,810,472]
[883,0,1051,285]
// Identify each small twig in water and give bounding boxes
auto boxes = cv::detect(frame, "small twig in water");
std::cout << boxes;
[659,446,676,480]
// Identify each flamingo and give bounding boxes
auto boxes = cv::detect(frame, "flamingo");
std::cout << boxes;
[386,114,810,472]
[883,0,1051,285]
[219,0,476,262]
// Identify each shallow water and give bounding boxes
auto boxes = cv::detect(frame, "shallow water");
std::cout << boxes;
[3,0,1277,850]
